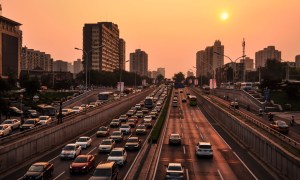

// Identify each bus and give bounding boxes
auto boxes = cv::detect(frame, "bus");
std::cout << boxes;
[240,82,253,91]
[144,96,154,109]
[36,104,57,118]
[189,96,197,106]
[98,92,114,102]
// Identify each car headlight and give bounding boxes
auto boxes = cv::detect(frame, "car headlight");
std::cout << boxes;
[82,166,87,169]
[69,165,72,169]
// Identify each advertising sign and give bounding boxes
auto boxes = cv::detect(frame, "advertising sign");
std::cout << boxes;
[117,82,124,92]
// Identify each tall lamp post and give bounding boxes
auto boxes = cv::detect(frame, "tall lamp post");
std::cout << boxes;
[74,45,104,90]
[214,52,245,87]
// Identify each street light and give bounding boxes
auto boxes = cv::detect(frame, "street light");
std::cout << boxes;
[119,60,129,98]
[214,52,245,86]
[74,45,105,90]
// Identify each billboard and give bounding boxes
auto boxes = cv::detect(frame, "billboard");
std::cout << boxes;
[117,82,124,92]
[209,79,216,89]
[194,79,198,86]
[142,79,147,86]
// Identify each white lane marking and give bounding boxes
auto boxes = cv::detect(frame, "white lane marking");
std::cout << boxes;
[233,152,258,180]
[182,133,184,138]
[199,132,204,140]
[49,154,60,162]
[87,147,97,155]
[183,146,186,154]
[186,168,190,180]
[218,169,224,180]
[53,171,65,180]
[196,124,198,129]
[181,124,183,128]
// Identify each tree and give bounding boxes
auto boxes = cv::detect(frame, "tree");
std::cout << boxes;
[23,78,40,95]
[260,59,284,90]
[173,72,185,83]
[156,74,164,84]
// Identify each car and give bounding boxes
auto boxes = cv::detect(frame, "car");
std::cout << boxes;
[107,148,127,166]
[75,136,92,149]
[69,155,95,174]
[136,111,144,118]
[2,119,21,130]
[110,119,121,127]
[126,110,136,117]
[0,124,12,137]
[98,139,116,153]
[80,104,88,110]
[172,100,178,107]
[136,124,147,135]
[149,111,158,119]
[141,108,149,114]
[165,163,184,179]
[90,161,119,180]
[89,102,98,108]
[62,108,73,116]
[109,131,124,142]
[24,109,39,118]
[195,141,213,158]
[119,123,131,134]
[20,119,40,131]
[96,126,110,137]
[169,134,181,145]
[143,116,152,128]
[125,136,141,150]
[127,119,137,128]
[60,144,82,160]
[72,106,83,113]
[230,101,239,109]
[154,106,161,112]
[182,98,187,103]
[39,116,52,125]
[23,162,54,180]
[119,115,128,122]
[135,104,142,110]
[8,106,23,116]
[270,120,289,134]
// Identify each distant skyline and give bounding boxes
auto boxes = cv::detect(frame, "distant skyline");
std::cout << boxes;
[2,0,300,78]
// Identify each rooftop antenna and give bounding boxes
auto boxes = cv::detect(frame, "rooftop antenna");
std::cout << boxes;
[242,38,246,81]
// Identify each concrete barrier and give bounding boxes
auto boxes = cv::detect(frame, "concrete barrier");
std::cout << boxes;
[0,88,152,176]
[196,92,300,180]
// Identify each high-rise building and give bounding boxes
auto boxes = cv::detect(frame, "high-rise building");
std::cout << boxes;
[119,38,126,70]
[295,55,300,67]
[21,47,53,72]
[240,56,254,71]
[53,60,68,72]
[187,71,194,77]
[130,49,148,76]
[67,62,74,73]
[157,68,165,77]
[196,40,224,78]
[255,46,281,69]
[83,22,121,72]
[0,12,22,78]
[73,59,83,74]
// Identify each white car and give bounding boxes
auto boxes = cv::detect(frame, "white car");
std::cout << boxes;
[39,116,52,125]
[98,139,115,153]
[135,104,142,110]
[119,123,131,135]
[195,142,213,158]
[165,163,184,179]
[0,125,12,137]
[2,119,21,130]
[169,134,181,145]
[72,106,83,113]
[107,147,127,166]
[109,131,124,142]
[60,143,82,159]
[75,136,92,149]
[62,108,73,116]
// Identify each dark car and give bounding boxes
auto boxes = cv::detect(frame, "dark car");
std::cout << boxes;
[127,119,136,128]
[20,119,40,131]
[23,162,54,179]
[125,137,141,150]
[24,109,39,118]
[69,155,95,174]
[90,161,119,180]
[119,115,128,122]
[96,126,110,137]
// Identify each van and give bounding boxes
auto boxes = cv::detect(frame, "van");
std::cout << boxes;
[90,161,118,180]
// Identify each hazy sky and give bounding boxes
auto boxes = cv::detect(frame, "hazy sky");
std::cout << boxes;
[2,0,300,78]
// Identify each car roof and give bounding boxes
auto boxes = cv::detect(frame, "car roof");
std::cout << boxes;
[198,142,211,146]
[76,154,91,158]
[168,163,182,167]
[33,162,49,166]
[170,133,180,136]
[66,143,76,146]
[112,147,124,151]
[96,161,116,169]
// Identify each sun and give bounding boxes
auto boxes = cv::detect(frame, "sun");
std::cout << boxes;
[220,12,229,21]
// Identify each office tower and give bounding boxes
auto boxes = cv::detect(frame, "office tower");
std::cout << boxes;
[53,60,68,72]
[130,49,148,76]
[119,38,126,70]
[73,59,83,74]
[240,57,254,71]
[255,46,281,69]
[21,47,53,72]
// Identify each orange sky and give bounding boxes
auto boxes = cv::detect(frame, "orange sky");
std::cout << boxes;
[2,0,300,78]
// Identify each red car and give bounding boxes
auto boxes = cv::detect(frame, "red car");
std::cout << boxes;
[69,155,95,174]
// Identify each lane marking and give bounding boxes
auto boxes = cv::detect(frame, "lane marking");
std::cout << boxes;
[186,168,190,180]
[217,169,224,180]
[181,124,183,128]
[199,132,204,140]
[87,147,97,155]
[49,154,60,162]
[182,133,184,138]
[183,145,186,154]
[53,171,65,180]
[196,124,198,129]
[233,152,258,180]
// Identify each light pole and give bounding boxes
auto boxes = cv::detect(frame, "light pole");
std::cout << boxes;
[214,52,245,87]
[74,45,104,90]
[119,60,129,98]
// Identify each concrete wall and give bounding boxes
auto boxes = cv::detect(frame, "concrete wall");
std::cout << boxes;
[198,94,300,180]
[0,89,152,175]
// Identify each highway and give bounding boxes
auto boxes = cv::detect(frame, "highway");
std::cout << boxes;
[154,88,273,179]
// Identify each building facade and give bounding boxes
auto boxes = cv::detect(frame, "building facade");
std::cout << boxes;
[21,47,53,72]
[255,46,281,69]
[196,40,224,78]
[157,68,165,77]
[53,60,68,72]
[83,22,121,72]
[187,71,194,77]
[73,59,83,74]
[240,56,254,71]
[295,55,300,67]
[119,38,126,70]
[0,15,22,78]
[130,49,148,76]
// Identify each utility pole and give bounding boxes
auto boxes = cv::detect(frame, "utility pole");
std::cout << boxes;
[242,38,246,82]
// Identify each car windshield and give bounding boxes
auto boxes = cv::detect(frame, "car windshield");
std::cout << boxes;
[120,125,129,128]
[110,151,122,156]
[112,119,119,122]
[171,135,180,138]
[39,117,48,120]
[199,145,211,149]
[137,125,145,129]
[128,138,138,142]
[93,169,111,176]
[74,157,88,163]
[102,140,112,145]
[120,115,127,118]
[29,165,44,172]
[112,132,121,135]
[3,120,12,124]
[64,145,75,150]
[24,120,35,124]
[168,165,182,171]
[99,127,107,131]
[77,138,88,142]
[277,121,287,126]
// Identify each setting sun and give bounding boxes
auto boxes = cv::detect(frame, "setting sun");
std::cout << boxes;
[220,12,229,20]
